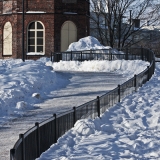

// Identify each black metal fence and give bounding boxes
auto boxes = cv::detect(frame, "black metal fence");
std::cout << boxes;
[10,48,155,160]
[51,47,154,62]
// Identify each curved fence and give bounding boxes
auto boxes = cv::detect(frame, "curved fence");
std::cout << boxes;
[10,48,155,160]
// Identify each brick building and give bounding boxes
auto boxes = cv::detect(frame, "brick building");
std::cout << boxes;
[0,0,90,59]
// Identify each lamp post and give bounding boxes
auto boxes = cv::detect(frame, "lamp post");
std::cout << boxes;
[22,0,25,62]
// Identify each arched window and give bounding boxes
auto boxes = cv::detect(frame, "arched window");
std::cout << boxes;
[3,22,12,55]
[28,21,44,53]
[61,21,77,51]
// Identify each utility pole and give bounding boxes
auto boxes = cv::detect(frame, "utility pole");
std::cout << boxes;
[129,10,132,25]
[22,0,25,62]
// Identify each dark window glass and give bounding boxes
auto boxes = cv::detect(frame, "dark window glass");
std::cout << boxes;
[28,39,35,45]
[28,31,35,37]
[29,22,35,29]
[37,22,43,29]
[37,38,43,45]
[37,31,43,37]
[37,46,43,52]
[28,21,44,53]
[28,46,35,52]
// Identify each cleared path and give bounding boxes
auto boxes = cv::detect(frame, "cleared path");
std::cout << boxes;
[0,71,126,160]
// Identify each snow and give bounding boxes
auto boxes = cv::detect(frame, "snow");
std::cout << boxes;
[67,36,111,51]
[26,11,46,13]
[37,63,160,160]
[0,58,148,126]
[0,36,157,159]
[52,60,149,77]
[26,52,45,55]
[141,25,160,31]
[0,58,55,125]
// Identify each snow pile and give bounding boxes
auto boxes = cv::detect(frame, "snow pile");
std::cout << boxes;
[53,60,149,77]
[37,63,160,160]
[74,119,95,136]
[142,25,160,31]
[0,58,67,124]
[67,36,111,51]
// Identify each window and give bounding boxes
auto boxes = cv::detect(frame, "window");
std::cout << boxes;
[3,1,12,14]
[28,21,44,54]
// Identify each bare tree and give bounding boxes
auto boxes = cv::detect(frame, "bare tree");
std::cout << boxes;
[90,0,160,48]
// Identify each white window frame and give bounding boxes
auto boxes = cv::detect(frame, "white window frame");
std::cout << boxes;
[27,21,45,55]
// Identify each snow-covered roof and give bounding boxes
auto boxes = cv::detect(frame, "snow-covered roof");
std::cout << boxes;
[141,25,160,31]
[26,52,45,55]
[26,11,46,14]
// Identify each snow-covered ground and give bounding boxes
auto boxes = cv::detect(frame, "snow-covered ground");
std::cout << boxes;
[0,36,156,159]
[0,59,149,126]
[0,59,148,160]
[37,65,160,160]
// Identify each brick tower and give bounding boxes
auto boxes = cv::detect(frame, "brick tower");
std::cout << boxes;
[0,0,90,59]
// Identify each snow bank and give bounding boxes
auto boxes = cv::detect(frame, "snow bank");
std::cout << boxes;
[0,58,65,124]
[53,60,149,76]
[37,63,160,160]
[67,36,111,51]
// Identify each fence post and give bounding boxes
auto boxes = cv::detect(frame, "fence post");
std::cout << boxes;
[71,50,72,61]
[19,134,25,160]
[147,66,150,81]
[109,48,113,61]
[35,122,40,157]
[146,49,149,62]
[10,149,15,160]
[141,46,144,60]
[153,58,155,74]
[149,48,152,63]
[81,51,82,61]
[118,85,120,102]
[134,74,137,91]
[51,52,52,62]
[125,48,128,60]
[108,48,111,61]
[53,114,57,143]
[73,107,76,126]
[97,96,100,117]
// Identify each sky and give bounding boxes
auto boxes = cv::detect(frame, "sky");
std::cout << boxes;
[0,36,158,159]
[90,0,160,26]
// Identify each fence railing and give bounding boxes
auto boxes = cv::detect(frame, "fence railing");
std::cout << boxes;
[51,47,154,62]
[10,48,155,160]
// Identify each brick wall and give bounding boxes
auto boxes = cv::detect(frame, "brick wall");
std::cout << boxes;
[0,0,90,59]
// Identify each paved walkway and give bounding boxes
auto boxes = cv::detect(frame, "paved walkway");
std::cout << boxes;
[0,71,126,160]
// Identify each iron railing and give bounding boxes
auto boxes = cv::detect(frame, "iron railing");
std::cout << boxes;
[10,48,155,160]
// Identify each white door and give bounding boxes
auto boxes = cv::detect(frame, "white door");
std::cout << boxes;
[61,21,77,51]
